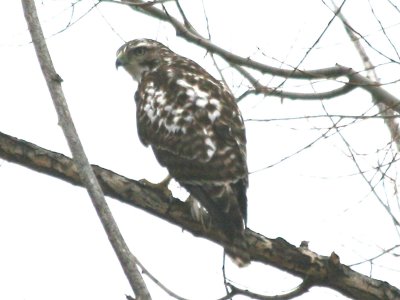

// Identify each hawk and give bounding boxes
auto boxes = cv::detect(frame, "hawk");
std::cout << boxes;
[116,39,249,262]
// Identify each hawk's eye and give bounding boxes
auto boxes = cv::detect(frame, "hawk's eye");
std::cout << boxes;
[131,47,147,56]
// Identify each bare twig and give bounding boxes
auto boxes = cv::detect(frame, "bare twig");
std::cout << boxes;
[49,1,100,37]
[284,0,347,78]
[135,259,190,300]
[235,65,355,102]
[320,102,400,227]
[250,122,340,174]
[174,0,197,34]
[350,244,400,267]
[217,279,311,300]
[245,114,400,122]
[103,0,172,7]
[21,1,151,299]
[221,255,232,300]
[367,0,400,60]
[200,1,231,89]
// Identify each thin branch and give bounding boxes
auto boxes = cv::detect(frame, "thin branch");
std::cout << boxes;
[200,1,230,89]
[245,113,400,122]
[221,254,232,300]
[95,4,126,42]
[174,0,197,34]
[343,132,400,227]
[250,122,340,174]
[105,0,173,7]
[367,0,400,60]
[350,245,400,267]
[235,65,356,102]
[21,1,151,299]
[286,0,347,76]
[320,102,400,227]
[387,0,400,14]
[135,259,190,300]
[218,279,311,300]
[49,1,99,37]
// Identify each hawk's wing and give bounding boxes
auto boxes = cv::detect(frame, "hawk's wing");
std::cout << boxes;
[135,63,248,185]
[135,62,248,237]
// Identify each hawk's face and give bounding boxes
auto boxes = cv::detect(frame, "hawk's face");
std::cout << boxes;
[116,39,172,82]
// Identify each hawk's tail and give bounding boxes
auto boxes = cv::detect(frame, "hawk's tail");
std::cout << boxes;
[183,180,250,266]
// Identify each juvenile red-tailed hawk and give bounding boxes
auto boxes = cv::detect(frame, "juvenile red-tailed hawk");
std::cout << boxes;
[116,39,249,260]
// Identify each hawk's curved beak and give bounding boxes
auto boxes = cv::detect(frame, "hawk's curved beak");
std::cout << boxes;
[115,58,123,69]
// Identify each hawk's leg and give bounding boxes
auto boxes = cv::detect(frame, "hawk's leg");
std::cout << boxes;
[186,195,211,230]
[139,175,172,198]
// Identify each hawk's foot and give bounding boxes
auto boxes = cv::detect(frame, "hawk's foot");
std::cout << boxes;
[139,175,172,199]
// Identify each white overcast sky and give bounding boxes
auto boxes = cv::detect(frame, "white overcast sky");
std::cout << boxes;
[0,1,399,299]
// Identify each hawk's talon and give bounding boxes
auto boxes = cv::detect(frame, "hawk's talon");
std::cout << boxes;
[139,175,172,199]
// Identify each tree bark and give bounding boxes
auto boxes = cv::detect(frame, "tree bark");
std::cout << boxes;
[0,130,398,300]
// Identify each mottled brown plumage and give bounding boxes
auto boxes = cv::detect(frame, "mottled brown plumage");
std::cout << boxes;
[116,39,249,258]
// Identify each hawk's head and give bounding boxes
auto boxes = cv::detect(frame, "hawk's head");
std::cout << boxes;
[116,39,173,82]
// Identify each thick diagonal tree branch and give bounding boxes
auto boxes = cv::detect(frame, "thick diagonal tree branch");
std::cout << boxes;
[112,0,400,113]
[21,1,151,298]
[0,131,399,300]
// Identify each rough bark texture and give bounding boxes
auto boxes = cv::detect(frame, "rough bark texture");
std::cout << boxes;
[0,131,399,300]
